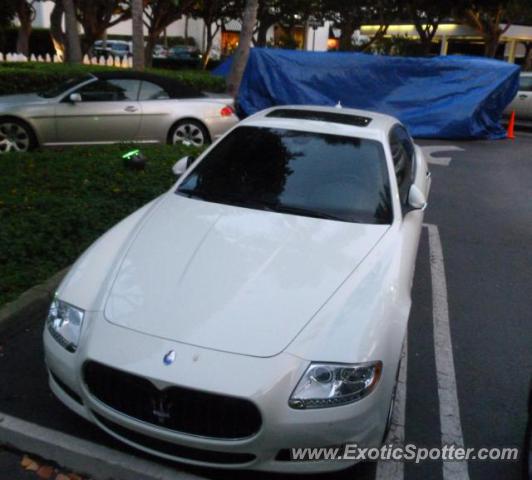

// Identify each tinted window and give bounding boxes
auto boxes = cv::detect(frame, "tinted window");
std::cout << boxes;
[139,80,170,100]
[519,76,532,92]
[38,75,91,98]
[177,126,392,224]
[74,79,140,102]
[389,125,414,205]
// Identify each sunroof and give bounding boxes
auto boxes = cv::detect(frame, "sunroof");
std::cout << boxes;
[266,108,372,127]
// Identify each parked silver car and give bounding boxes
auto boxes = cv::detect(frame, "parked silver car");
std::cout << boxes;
[0,72,238,153]
[505,72,532,121]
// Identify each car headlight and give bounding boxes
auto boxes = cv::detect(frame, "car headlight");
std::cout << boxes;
[46,297,84,352]
[289,361,382,409]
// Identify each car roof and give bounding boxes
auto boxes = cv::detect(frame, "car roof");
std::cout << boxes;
[240,105,400,141]
[92,71,205,99]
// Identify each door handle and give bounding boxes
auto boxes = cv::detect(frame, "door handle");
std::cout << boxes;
[124,106,138,112]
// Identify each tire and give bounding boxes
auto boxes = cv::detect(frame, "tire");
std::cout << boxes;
[0,118,37,154]
[169,119,210,148]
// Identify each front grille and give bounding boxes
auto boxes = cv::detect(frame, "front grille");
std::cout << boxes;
[83,361,262,439]
[93,412,256,465]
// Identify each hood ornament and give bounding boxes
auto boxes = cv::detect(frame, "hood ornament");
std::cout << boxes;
[163,350,176,366]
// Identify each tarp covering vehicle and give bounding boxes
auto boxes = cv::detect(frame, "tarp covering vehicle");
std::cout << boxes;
[214,49,520,139]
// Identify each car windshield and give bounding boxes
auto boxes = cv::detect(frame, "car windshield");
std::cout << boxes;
[38,75,92,98]
[177,126,392,224]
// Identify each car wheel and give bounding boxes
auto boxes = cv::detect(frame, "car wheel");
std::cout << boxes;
[170,120,209,147]
[0,119,35,154]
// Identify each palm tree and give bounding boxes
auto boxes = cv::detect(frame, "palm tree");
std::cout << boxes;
[132,0,145,70]
[63,0,81,63]
[227,0,258,99]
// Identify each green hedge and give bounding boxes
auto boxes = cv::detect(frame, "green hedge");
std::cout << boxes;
[0,62,226,95]
[0,143,203,306]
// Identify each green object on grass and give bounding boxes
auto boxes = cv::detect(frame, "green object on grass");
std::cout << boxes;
[122,149,140,160]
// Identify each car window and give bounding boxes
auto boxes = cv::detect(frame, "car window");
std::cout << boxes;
[139,81,170,100]
[389,125,415,205]
[38,75,92,98]
[177,126,392,225]
[519,76,532,92]
[73,79,140,102]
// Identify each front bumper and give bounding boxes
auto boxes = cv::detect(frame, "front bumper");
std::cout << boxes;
[44,314,388,473]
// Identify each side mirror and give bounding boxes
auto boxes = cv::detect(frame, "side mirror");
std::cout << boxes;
[69,93,82,103]
[407,184,428,211]
[172,155,196,176]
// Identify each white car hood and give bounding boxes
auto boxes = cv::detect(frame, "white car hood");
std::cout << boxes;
[104,194,389,357]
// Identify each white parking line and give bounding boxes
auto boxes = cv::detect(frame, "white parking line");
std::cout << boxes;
[375,339,408,480]
[426,224,470,480]
[421,146,464,166]
[0,412,201,480]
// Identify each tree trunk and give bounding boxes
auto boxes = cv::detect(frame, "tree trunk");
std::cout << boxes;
[16,1,34,56]
[131,0,145,70]
[256,22,269,47]
[226,0,259,99]
[63,0,82,63]
[202,28,214,69]
[50,0,66,60]
[483,35,500,58]
[524,43,532,71]
[338,18,357,51]
[145,33,159,68]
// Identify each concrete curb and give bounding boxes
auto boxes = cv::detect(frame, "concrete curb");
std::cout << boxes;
[0,412,203,480]
[0,268,69,333]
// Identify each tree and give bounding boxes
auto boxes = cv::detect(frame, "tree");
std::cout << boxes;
[405,0,451,54]
[320,0,396,51]
[142,0,195,67]
[131,0,145,70]
[63,0,81,63]
[191,0,240,69]
[227,0,258,98]
[454,0,520,57]
[75,0,131,54]
[15,0,36,56]
[49,0,66,59]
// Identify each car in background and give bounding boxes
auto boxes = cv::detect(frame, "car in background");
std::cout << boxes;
[0,71,238,153]
[152,44,168,59]
[44,105,430,472]
[505,72,532,121]
[92,40,132,59]
[167,46,202,68]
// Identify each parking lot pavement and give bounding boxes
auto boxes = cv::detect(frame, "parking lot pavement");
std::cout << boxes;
[1,136,531,480]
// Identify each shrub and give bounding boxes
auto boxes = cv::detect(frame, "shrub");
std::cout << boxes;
[0,62,226,96]
[0,27,56,57]
[0,143,203,306]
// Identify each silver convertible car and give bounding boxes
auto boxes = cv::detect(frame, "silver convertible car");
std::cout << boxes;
[0,71,238,153]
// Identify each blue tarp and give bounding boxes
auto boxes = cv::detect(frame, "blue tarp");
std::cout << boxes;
[214,49,520,139]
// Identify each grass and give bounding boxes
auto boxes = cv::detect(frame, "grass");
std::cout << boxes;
[0,61,226,95]
[0,143,203,306]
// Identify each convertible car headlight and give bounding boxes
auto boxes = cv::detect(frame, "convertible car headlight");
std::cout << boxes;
[289,361,382,409]
[46,297,84,352]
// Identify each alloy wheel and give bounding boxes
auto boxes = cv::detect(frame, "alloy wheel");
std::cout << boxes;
[172,123,205,147]
[0,122,30,153]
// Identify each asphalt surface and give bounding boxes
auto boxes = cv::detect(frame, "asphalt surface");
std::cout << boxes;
[1,136,531,480]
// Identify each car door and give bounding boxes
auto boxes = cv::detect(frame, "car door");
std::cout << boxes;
[390,125,426,290]
[136,80,173,141]
[514,75,532,120]
[54,78,142,143]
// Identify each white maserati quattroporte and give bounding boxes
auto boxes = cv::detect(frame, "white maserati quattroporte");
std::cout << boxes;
[44,105,430,473]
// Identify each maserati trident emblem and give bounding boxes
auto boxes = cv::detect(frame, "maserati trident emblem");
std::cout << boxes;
[163,350,176,365]
[151,395,172,425]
